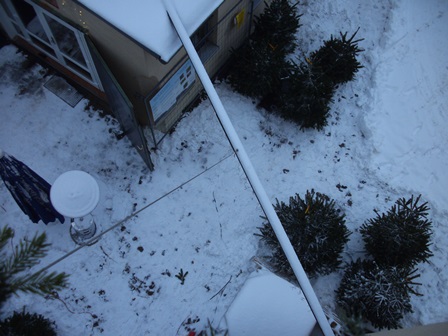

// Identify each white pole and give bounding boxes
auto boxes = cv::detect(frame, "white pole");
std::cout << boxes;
[163,1,333,335]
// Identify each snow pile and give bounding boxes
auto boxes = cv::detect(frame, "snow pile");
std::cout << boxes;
[366,0,448,211]
[225,269,316,336]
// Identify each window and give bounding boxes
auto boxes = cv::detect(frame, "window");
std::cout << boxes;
[2,0,102,89]
[191,14,218,63]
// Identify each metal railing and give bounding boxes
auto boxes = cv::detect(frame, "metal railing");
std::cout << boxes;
[163,0,333,334]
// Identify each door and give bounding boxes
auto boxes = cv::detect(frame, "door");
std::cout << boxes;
[1,0,102,89]
[1,0,154,170]
[41,12,95,83]
[86,38,154,171]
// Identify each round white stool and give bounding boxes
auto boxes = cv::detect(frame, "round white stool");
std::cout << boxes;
[50,170,99,245]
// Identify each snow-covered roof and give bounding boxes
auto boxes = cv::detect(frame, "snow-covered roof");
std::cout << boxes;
[78,0,224,63]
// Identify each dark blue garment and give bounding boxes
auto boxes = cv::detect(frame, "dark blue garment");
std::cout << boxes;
[0,152,65,224]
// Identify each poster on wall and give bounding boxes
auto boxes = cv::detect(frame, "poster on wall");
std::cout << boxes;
[150,60,196,121]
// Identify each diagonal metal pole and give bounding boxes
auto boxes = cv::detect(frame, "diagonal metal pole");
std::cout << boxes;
[163,1,333,335]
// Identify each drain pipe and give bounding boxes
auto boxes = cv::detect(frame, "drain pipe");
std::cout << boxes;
[163,1,333,335]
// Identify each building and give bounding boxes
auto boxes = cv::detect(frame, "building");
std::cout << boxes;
[0,0,269,170]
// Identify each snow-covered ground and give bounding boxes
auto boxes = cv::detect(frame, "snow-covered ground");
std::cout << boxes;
[1,0,447,334]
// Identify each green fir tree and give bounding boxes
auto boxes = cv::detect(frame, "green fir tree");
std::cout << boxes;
[360,195,433,268]
[252,0,302,55]
[336,259,422,330]
[257,190,350,278]
[309,29,364,85]
[278,59,335,130]
[228,39,290,99]
[227,0,301,99]
[0,308,57,336]
[228,3,364,132]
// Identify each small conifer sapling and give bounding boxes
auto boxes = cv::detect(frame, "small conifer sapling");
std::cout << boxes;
[227,0,301,99]
[0,308,57,336]
[257,190,350,278]
[310,28,364,85]
[336,259,422,330]
[360,195,433,268]
[278,60,335,130]
[252,0,302,55]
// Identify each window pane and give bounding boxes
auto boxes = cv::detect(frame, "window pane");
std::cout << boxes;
[12,0,49,42]
[30,35,56,58]
[64,57,92,82]
[44,14,87,66]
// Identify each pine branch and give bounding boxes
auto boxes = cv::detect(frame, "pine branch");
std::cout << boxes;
[9,271,68,296]
[0,225,69,310]
[4,232,49,277]
[0,226,14,253]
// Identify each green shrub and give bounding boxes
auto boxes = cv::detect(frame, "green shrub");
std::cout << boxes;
[227,0,301,99]
[227,40,290,99]
[277,60,335,130]
[360,195,433,268]
[252,0,302,55]
[0,309,57,336]
[257,190,350,277]
[338,312,370,336]
[228,6,363,131]
[336,259,421,330]
[309,29,364,85]
[275,29,363,130]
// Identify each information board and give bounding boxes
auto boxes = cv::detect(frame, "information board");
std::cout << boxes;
[150,60,196,121]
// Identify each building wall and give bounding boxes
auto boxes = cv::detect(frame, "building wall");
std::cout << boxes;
[153,0,253,132]
[55,0,258,131]
[154,0,271,133]
[1,0,270,132]
[53,0,181,125]
[368,322,448,336]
